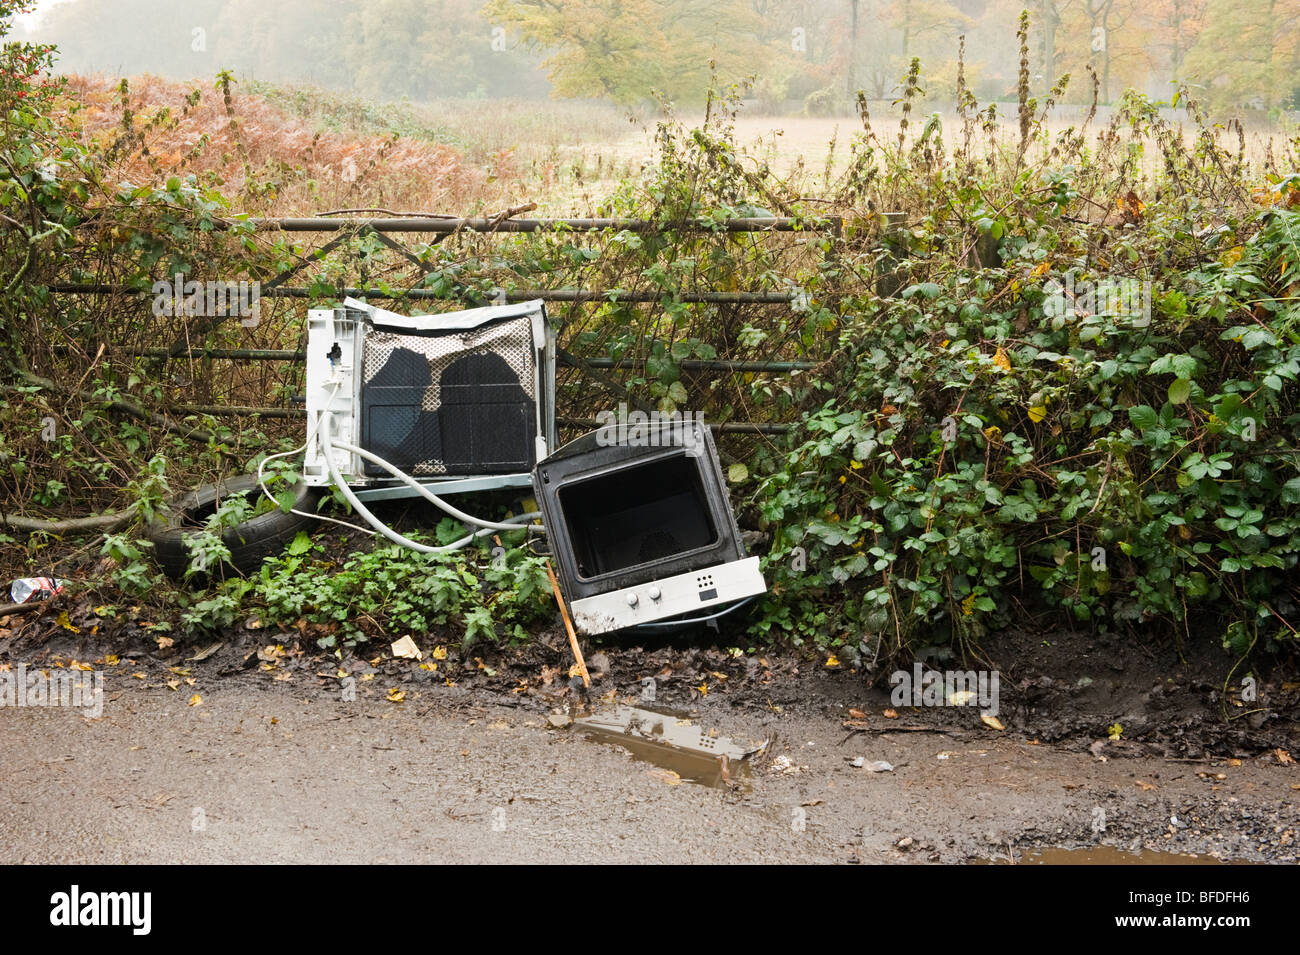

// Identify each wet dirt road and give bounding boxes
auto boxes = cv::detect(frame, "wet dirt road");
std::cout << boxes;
[3,678,1297,864]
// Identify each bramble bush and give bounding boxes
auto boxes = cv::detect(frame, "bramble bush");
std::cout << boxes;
[4,0,1299,664]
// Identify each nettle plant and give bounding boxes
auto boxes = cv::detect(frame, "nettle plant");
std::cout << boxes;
[250,528,553,649]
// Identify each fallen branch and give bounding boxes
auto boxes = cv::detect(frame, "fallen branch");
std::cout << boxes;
[0,599,50,616]
[0,505,136,534]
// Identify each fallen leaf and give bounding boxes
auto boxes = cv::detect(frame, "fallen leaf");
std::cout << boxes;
[849,708,867,719]
[980,713,1005,731]
[386,688,406,703]
[883,708,898,719]
[432,646,447,661]
[992,347,1011,371]
[647,768,682,786]
[1135,780,1158,792]
[824,654,840,667]
[104,654,120,666]
[165,679,180,691]
[187,694,202,707]
[56,612,80,633]
[1276,748,1295,765]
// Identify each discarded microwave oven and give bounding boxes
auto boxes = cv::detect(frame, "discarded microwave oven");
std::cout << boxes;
[532,418,766,634]
[303,297,556,499]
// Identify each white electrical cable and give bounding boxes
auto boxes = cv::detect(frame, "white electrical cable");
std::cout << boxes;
[256,380,379,537]
[327,437,548,535]
[319,411,542,554]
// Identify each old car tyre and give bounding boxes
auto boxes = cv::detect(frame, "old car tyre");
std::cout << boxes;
[147,474,321,580]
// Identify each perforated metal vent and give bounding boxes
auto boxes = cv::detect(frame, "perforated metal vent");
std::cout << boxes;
[360,316,536,476]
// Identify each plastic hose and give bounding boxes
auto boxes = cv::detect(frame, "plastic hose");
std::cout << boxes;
[256,380,378,537]
[319,412,540,554]
[327,437,547,535]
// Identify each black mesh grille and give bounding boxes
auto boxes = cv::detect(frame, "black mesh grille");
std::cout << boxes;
[360,316,536,476]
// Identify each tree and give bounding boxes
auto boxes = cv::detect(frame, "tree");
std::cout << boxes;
[484,0,772,106]
[1183,0,1300,110]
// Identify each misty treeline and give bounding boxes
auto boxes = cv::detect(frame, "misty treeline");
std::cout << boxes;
[18,0,1300,113]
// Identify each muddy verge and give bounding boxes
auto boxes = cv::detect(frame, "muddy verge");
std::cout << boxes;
[3,604,1299,864]
[5,601,1297,760]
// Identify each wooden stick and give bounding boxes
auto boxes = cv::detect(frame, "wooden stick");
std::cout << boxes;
[0,599,50,617]
[546,561,590,689]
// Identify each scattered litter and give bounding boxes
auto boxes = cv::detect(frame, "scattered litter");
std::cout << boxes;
[769,754,802,776]
[390,635,423,661]
[9,577,63,604]
[847,756,894,772]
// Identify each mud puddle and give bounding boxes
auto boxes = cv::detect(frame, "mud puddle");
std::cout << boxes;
[567,702,767,788]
